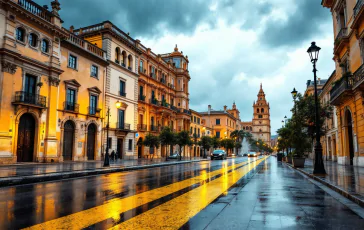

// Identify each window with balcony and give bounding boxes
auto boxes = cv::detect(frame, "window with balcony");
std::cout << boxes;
[118,110,125,129]
[197,118,200,124]
[28,33,38,48]
[89,95,98,115]
[139,60,144,73]
[41,39,49,53]
[68,54,77,69]
[119,80,126,97]
[216,131,220,138]
[16,27,25,42]
[216,119,220,125]
[139,85,145,101]
[66,88,76,111]
[91,65,98,78]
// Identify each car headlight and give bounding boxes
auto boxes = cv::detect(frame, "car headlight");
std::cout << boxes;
[219,153,222,155]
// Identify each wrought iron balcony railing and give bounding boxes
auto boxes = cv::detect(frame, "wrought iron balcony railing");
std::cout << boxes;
[116,122,131,130]
[150,98,160,106]
[119,91,126,97]
[150,125,160,132]
[352,64,364,89]
[139,67,146,74]
[88,107,101,117]
[137,124,147,131]
[139,95,146,101]
[63,101,79,113]
[170,105,180,112]
[330,76,353,104]
[13,91,46,107]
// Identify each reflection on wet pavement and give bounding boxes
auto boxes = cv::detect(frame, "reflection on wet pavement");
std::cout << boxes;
[303,159,364,201]
[187,157,364,229]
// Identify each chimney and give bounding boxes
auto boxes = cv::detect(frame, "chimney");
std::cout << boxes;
[224,105,227,112]
[208,105,211,115]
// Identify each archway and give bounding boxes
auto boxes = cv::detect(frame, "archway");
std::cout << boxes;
[345,110,354,165]
[87,123,97,160]
[17,113,35,162]
[63,120,75,161]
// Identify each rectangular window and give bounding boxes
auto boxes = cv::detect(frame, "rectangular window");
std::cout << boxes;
[120,80,126,96]
[216,131,220,138]
[259,115,263,118]
[128,139,133,151]
[91,65,98,78]
[89,95,97,115]
[197,118,200,124]
[216,119,220,125]
[24,74,36,94]
[194,116,196,123]
[66,88,76,110]
[68,54,77,69]
[118,110,125,129]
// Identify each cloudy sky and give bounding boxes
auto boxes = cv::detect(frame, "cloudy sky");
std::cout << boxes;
[40,0,334,134]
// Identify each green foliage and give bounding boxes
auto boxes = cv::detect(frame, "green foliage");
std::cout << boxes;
[159,127,176,147]
[143,133,160,152]
[211,136,221,149]
[235,142,242,149]
[199,136,212,150]
[176,131,191,159]
[220,138,235,153]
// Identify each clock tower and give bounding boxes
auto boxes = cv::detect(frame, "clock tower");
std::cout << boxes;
[252,84,271,146]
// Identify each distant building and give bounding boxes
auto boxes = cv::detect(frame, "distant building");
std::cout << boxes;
[304,78,327,97]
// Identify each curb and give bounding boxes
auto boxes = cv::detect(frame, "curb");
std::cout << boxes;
[0,159,208,188]
[284,162,364,207]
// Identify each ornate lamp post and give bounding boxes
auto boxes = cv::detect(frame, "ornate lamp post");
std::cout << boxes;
[291,88,298,115]
[104,100,122,167]
[307,42,326,174]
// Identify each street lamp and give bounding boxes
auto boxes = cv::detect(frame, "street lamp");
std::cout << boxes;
[307,41,326,174]
[104,100,122,167]
[284,115,287,126]
[281,120,284,127]
[291,87,298,115]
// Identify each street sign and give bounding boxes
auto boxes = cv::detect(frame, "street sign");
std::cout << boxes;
[135,133,139,138]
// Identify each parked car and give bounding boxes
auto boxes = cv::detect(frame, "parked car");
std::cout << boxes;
[243,153,248,156]
[248,152,258,157]
[168,152,180,159]
[211,150,227,160]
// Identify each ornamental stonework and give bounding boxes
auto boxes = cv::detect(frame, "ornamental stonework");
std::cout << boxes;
[1,61,17,74]
[49,76,60,87]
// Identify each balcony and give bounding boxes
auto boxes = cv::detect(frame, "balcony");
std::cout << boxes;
[160,78,166,84]
[63,102,79,113]
[128,66,132,71]
[150,98,160,106]
[161,100,169,108]
[65,34,106,59]
[182,109,191,115]
[334,28,348,54]
[137,124,147,131]
[17,0,52,22]
[330,76,353,105]
[115,59,120,64]
[116,123,131,131]
[170,105,180,113]
[139,67,146,74]
[168,83,175,89]
[121,63,126,68]
[119,91,126,97]
[352,64,364,90]
[139,95,146,102]
[354,0,364,18]
[150,125,160,132]
[87,107,101,117]
[13,91,46,108]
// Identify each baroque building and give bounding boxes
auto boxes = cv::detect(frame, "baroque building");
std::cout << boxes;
[251,84,271,146]
[322,0,364,166]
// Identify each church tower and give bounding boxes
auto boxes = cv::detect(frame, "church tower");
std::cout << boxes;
[252,84,271,146]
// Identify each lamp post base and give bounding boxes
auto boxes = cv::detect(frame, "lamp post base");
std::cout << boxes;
[313,144,326,175]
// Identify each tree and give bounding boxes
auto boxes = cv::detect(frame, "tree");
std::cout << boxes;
[199,136,212,158]
[176,131,191,160]
[211,136,221,150]
[143,133,160,161]
[159,127,176,161]
[231,130,245,155]
[221,138,235,155]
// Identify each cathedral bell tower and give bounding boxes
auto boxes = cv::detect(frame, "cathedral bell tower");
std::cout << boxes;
[252,84,271,146]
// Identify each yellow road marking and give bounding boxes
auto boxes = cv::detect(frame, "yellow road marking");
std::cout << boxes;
[110,157,267,230]
[25,158,260,230]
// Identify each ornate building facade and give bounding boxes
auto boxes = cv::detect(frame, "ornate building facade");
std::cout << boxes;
[321,0,364,166]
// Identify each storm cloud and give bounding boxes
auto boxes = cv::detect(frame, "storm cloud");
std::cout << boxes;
[39,0,334,134]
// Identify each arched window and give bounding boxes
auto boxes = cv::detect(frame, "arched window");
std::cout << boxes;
[121,51,127,66]
[261,108,264,113]
[28,33,38,47]
[140,60,143,72]
[115,47,120,63]
[257,108,260,113]
[128,55,133,70]
[41,39,49,53]
[16,27,25,42]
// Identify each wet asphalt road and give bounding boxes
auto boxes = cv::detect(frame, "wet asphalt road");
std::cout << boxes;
[2,156,362,229]
[0,157,259,229]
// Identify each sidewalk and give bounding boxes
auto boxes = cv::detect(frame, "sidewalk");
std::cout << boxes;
[0,157,206,187]
[191,157,364,229]
[289,159,364,207]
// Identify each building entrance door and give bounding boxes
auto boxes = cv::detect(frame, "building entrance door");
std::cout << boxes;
[87,124,96,160]
[63,121,75,161]
[346,110,354,165]
[117,138,123,159]
[17,113,35,162]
